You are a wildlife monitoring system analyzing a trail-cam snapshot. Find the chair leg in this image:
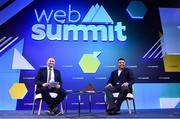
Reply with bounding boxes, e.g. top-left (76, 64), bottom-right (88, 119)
top-left (32, 99), bottom-right (36, 114)
top-left (104, 100), bottom-right (107, 112)
top-left (78, 94), bottom-right (81, 117)
top-left (65, 95), bottom-right (68, 112)
top-left (38, 99), bottom-right (43, 115)
top-left (104, 92), bottom-right (107, 112)
top-left (133, 99), bottom-right (136, 113)
top-left (126, 99), bottom-right (131, 114)
top-left (60, 102), bottom-right (64, 114)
